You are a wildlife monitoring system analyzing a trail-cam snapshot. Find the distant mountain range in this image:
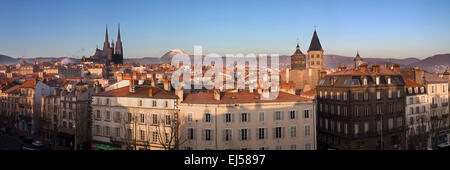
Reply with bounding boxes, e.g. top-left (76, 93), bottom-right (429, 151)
top-left (1, 52), bottom-right (449, 73)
